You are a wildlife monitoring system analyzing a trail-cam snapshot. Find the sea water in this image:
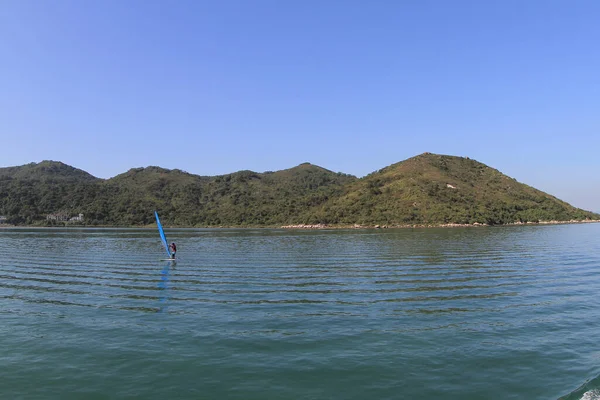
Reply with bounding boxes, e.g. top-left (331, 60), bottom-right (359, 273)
top-left (0, 224), bottom-right (599, 399)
